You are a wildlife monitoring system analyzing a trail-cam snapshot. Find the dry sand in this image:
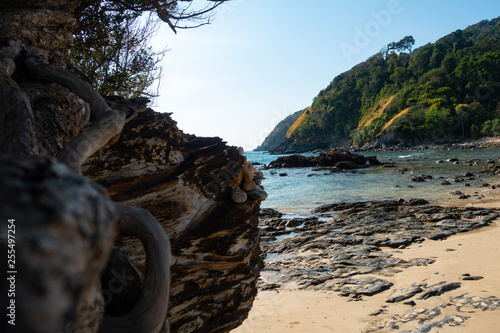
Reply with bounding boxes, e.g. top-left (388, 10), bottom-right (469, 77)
top-left (233, 190), bottom-right (500, 333)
